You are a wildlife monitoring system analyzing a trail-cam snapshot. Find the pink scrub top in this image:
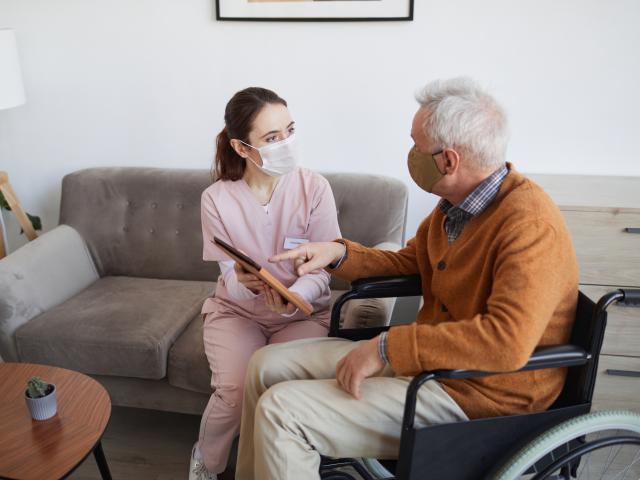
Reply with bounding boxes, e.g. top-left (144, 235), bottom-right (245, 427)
top-left (201, 167), bottom-right (341, 325)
